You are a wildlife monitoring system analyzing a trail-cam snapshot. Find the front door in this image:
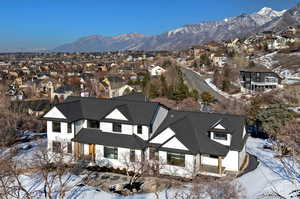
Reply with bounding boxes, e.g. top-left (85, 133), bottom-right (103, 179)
top-left (89, 144), bottom-right (96, 162)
